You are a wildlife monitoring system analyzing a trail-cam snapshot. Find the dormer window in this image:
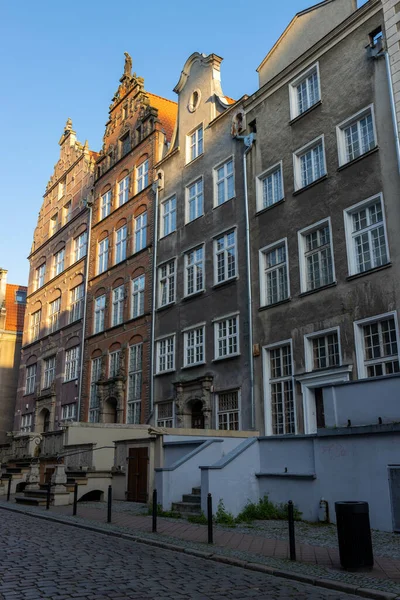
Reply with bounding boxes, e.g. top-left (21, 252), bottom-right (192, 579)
top-left (186, 125), bottom-right (203, 163)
